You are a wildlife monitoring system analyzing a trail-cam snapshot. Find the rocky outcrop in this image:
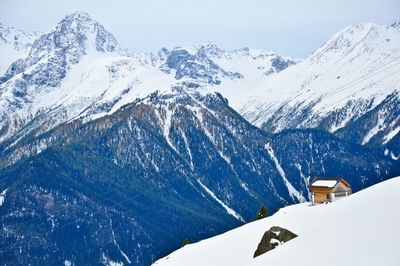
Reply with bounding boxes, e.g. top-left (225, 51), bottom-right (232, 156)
top-left (253, 226), bottom-right (297, 258)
